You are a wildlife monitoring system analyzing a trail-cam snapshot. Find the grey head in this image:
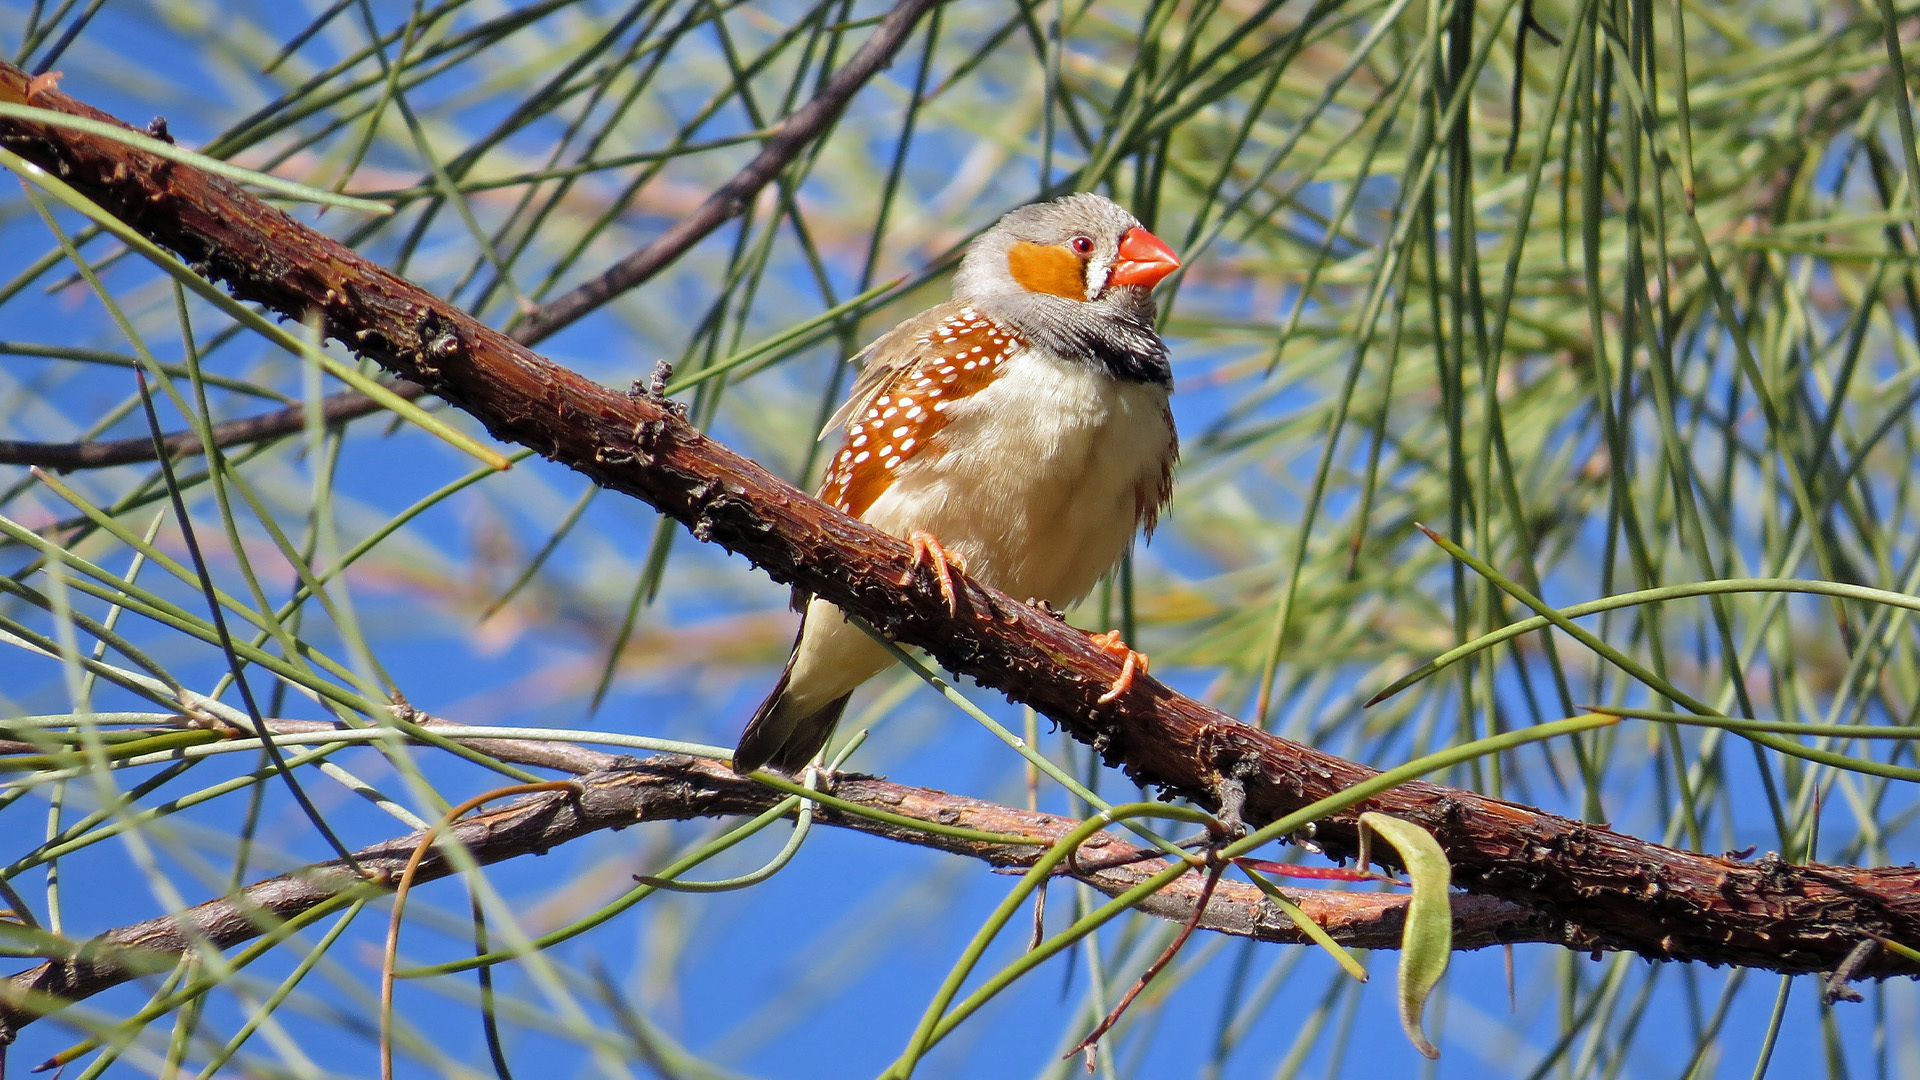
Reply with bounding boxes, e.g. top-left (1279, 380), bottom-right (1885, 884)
top-left (952, 193), bottom-right (1180, 385)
